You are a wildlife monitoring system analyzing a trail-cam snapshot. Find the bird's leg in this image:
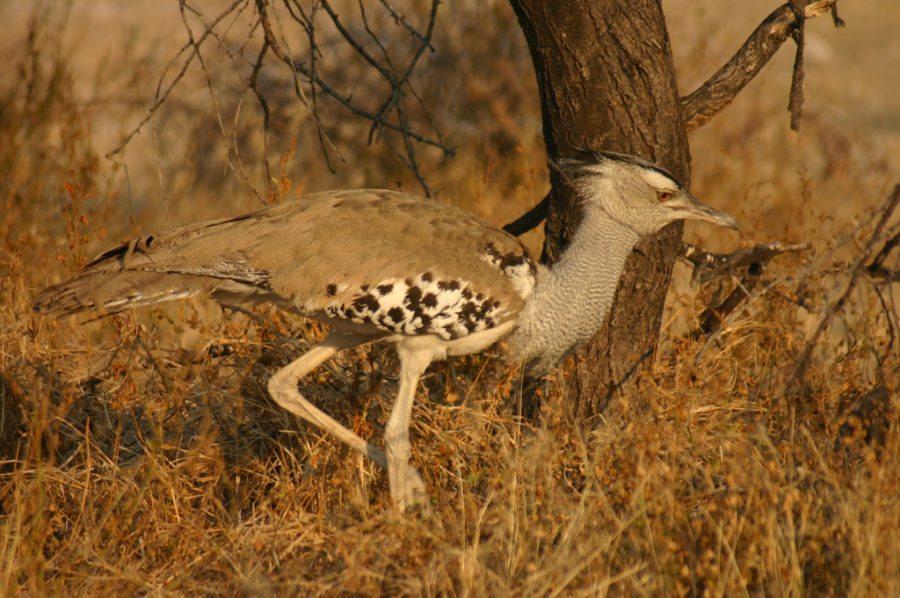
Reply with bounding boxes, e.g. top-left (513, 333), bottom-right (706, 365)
top-left (267, 332), bottom-right (387, 469)
top-left (384, 344), bottom-right (433, 512)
